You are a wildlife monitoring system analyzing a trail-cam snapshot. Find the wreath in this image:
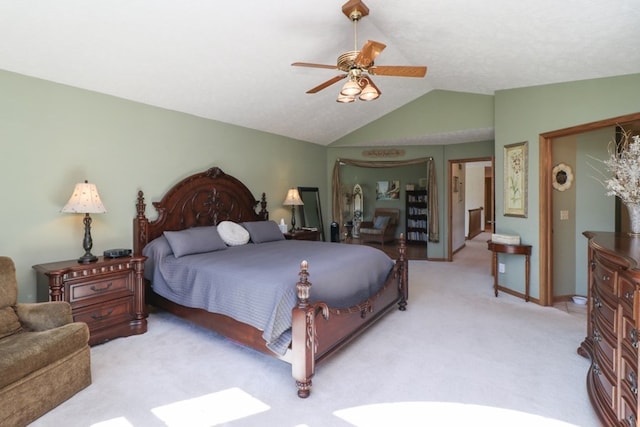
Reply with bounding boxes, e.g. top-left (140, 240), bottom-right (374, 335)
top-left (552, 163), bottom-right (574, 191)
